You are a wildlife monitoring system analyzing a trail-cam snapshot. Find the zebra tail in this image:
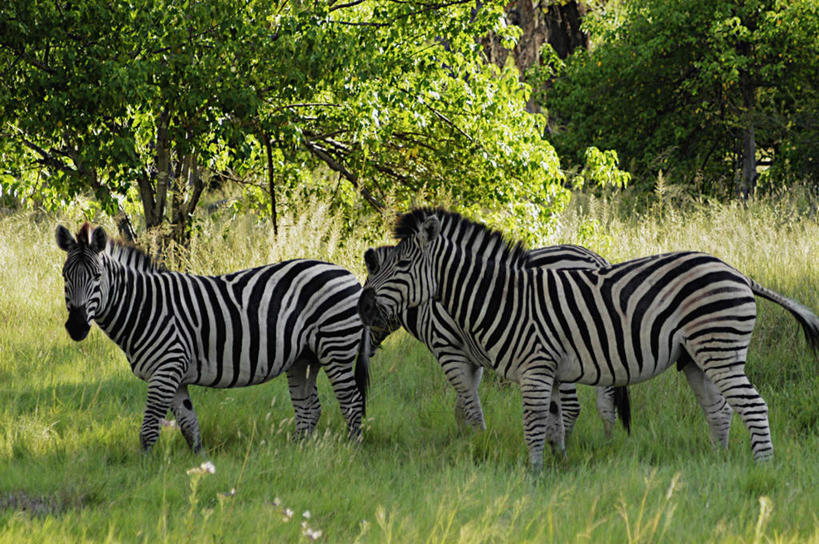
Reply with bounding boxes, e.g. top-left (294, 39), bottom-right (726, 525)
top-left (613, 386), bottom-right (631, 435)
top-left (749, 279), bottom-right (819, 354)
top-left (355, 327), bottom-right (371, 417)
